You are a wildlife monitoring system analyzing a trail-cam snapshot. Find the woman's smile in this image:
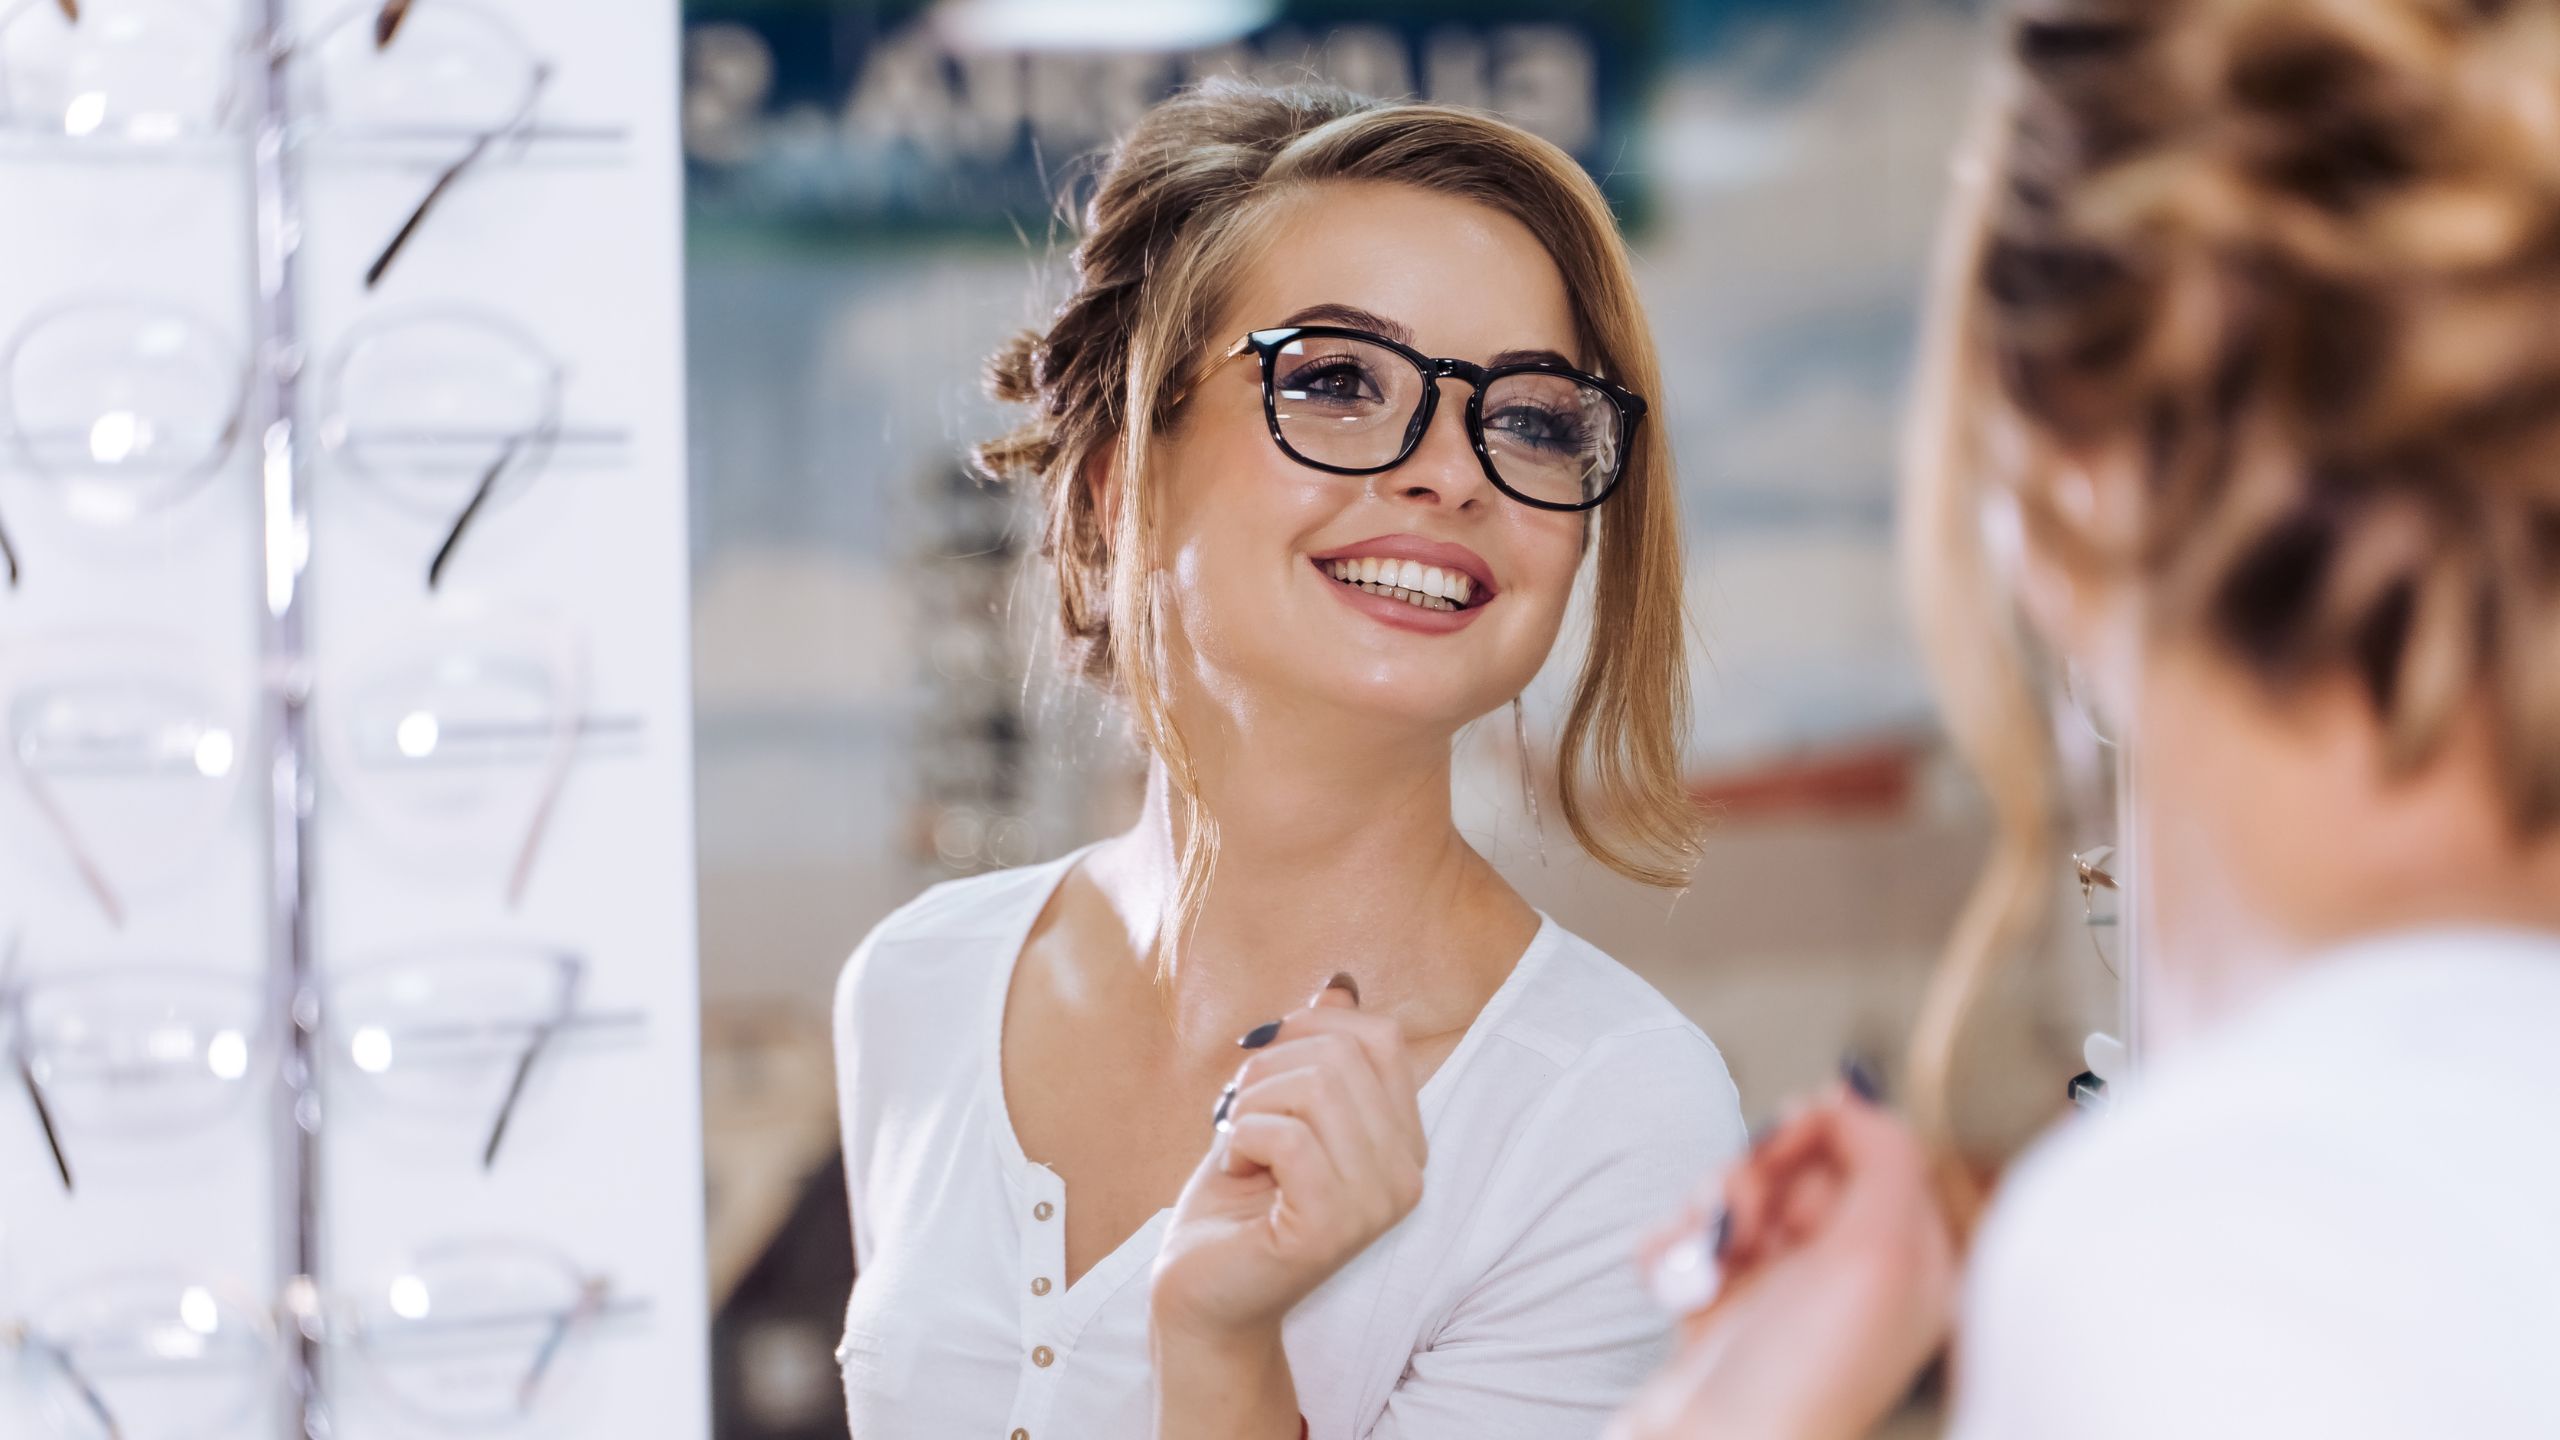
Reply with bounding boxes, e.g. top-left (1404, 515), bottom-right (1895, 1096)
top-left (1307, 534), bottom-right (1498, 634)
